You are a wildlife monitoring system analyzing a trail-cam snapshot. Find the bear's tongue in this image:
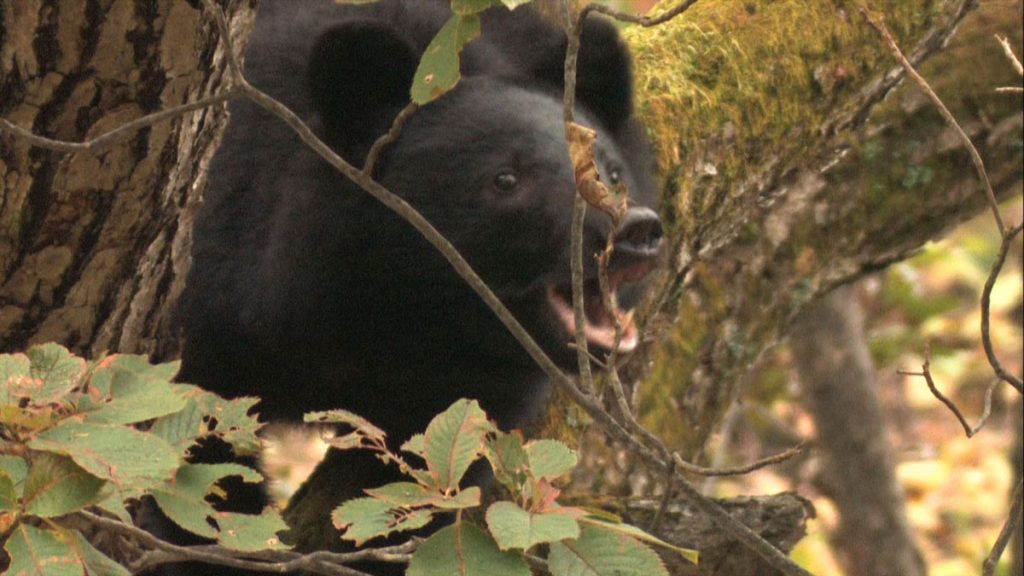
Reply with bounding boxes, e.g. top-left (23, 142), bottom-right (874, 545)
top-left (547, 281), bottom-right (639, 354)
